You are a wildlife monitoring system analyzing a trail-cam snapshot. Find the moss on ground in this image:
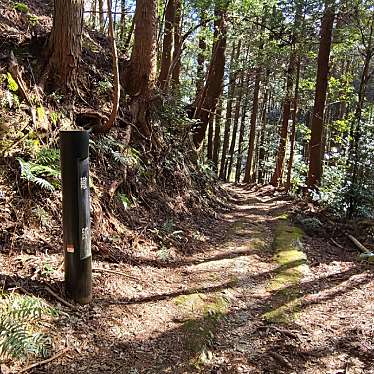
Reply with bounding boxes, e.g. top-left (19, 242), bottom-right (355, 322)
top-left (263, 219), bottom-right (308, 323)
top-left (174, 292), bottom-right (230, 368)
